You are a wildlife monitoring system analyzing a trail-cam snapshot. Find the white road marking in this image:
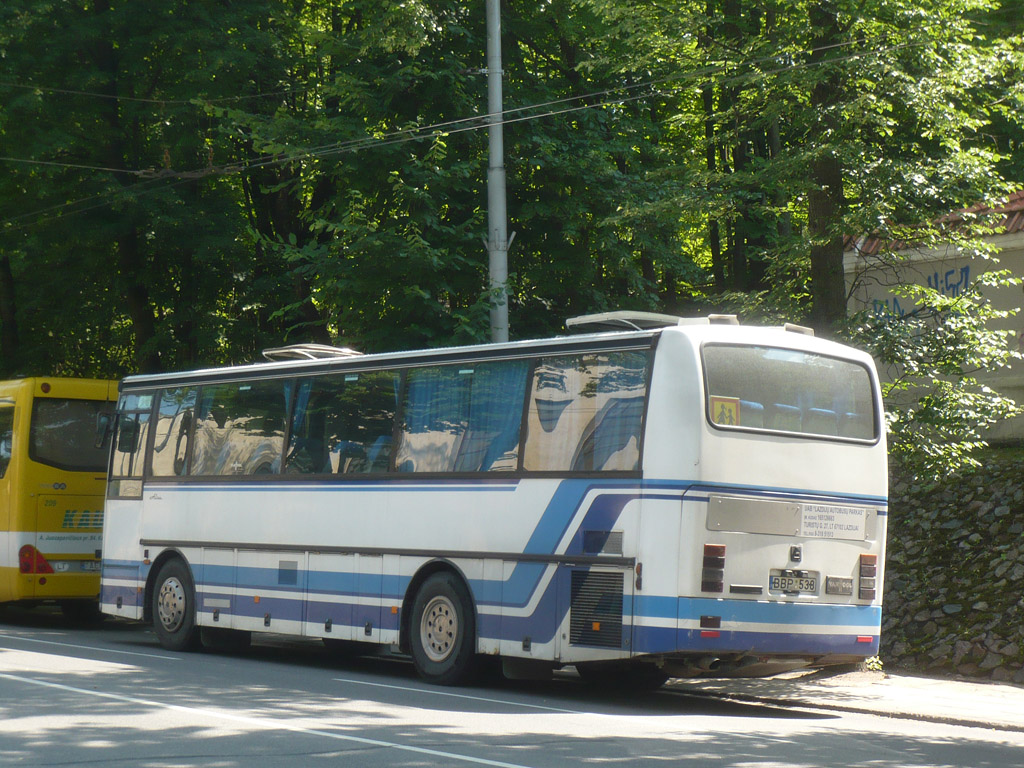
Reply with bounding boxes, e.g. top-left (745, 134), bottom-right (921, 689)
top-left (0, 670), bottom-right (536, 768)
top-left (0, 633), bottom-right (180, 661)
top-left (334, 677), bottom-right (583, 714)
